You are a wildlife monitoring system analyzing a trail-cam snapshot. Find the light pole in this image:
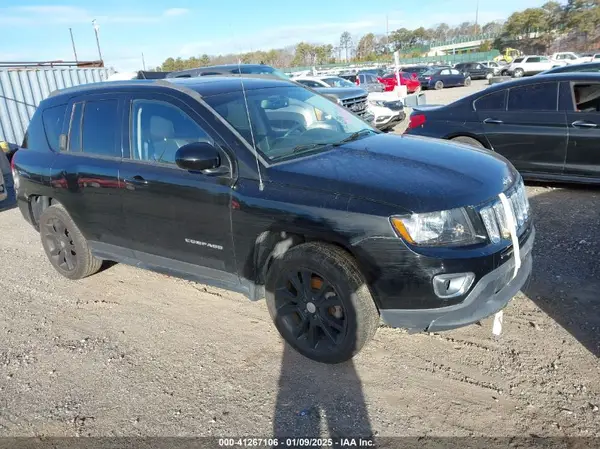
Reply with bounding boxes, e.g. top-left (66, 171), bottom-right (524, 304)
top-left (92, 19), bottom-right (103, 63)
top-left (69, 28), bottom-right (78, 62)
